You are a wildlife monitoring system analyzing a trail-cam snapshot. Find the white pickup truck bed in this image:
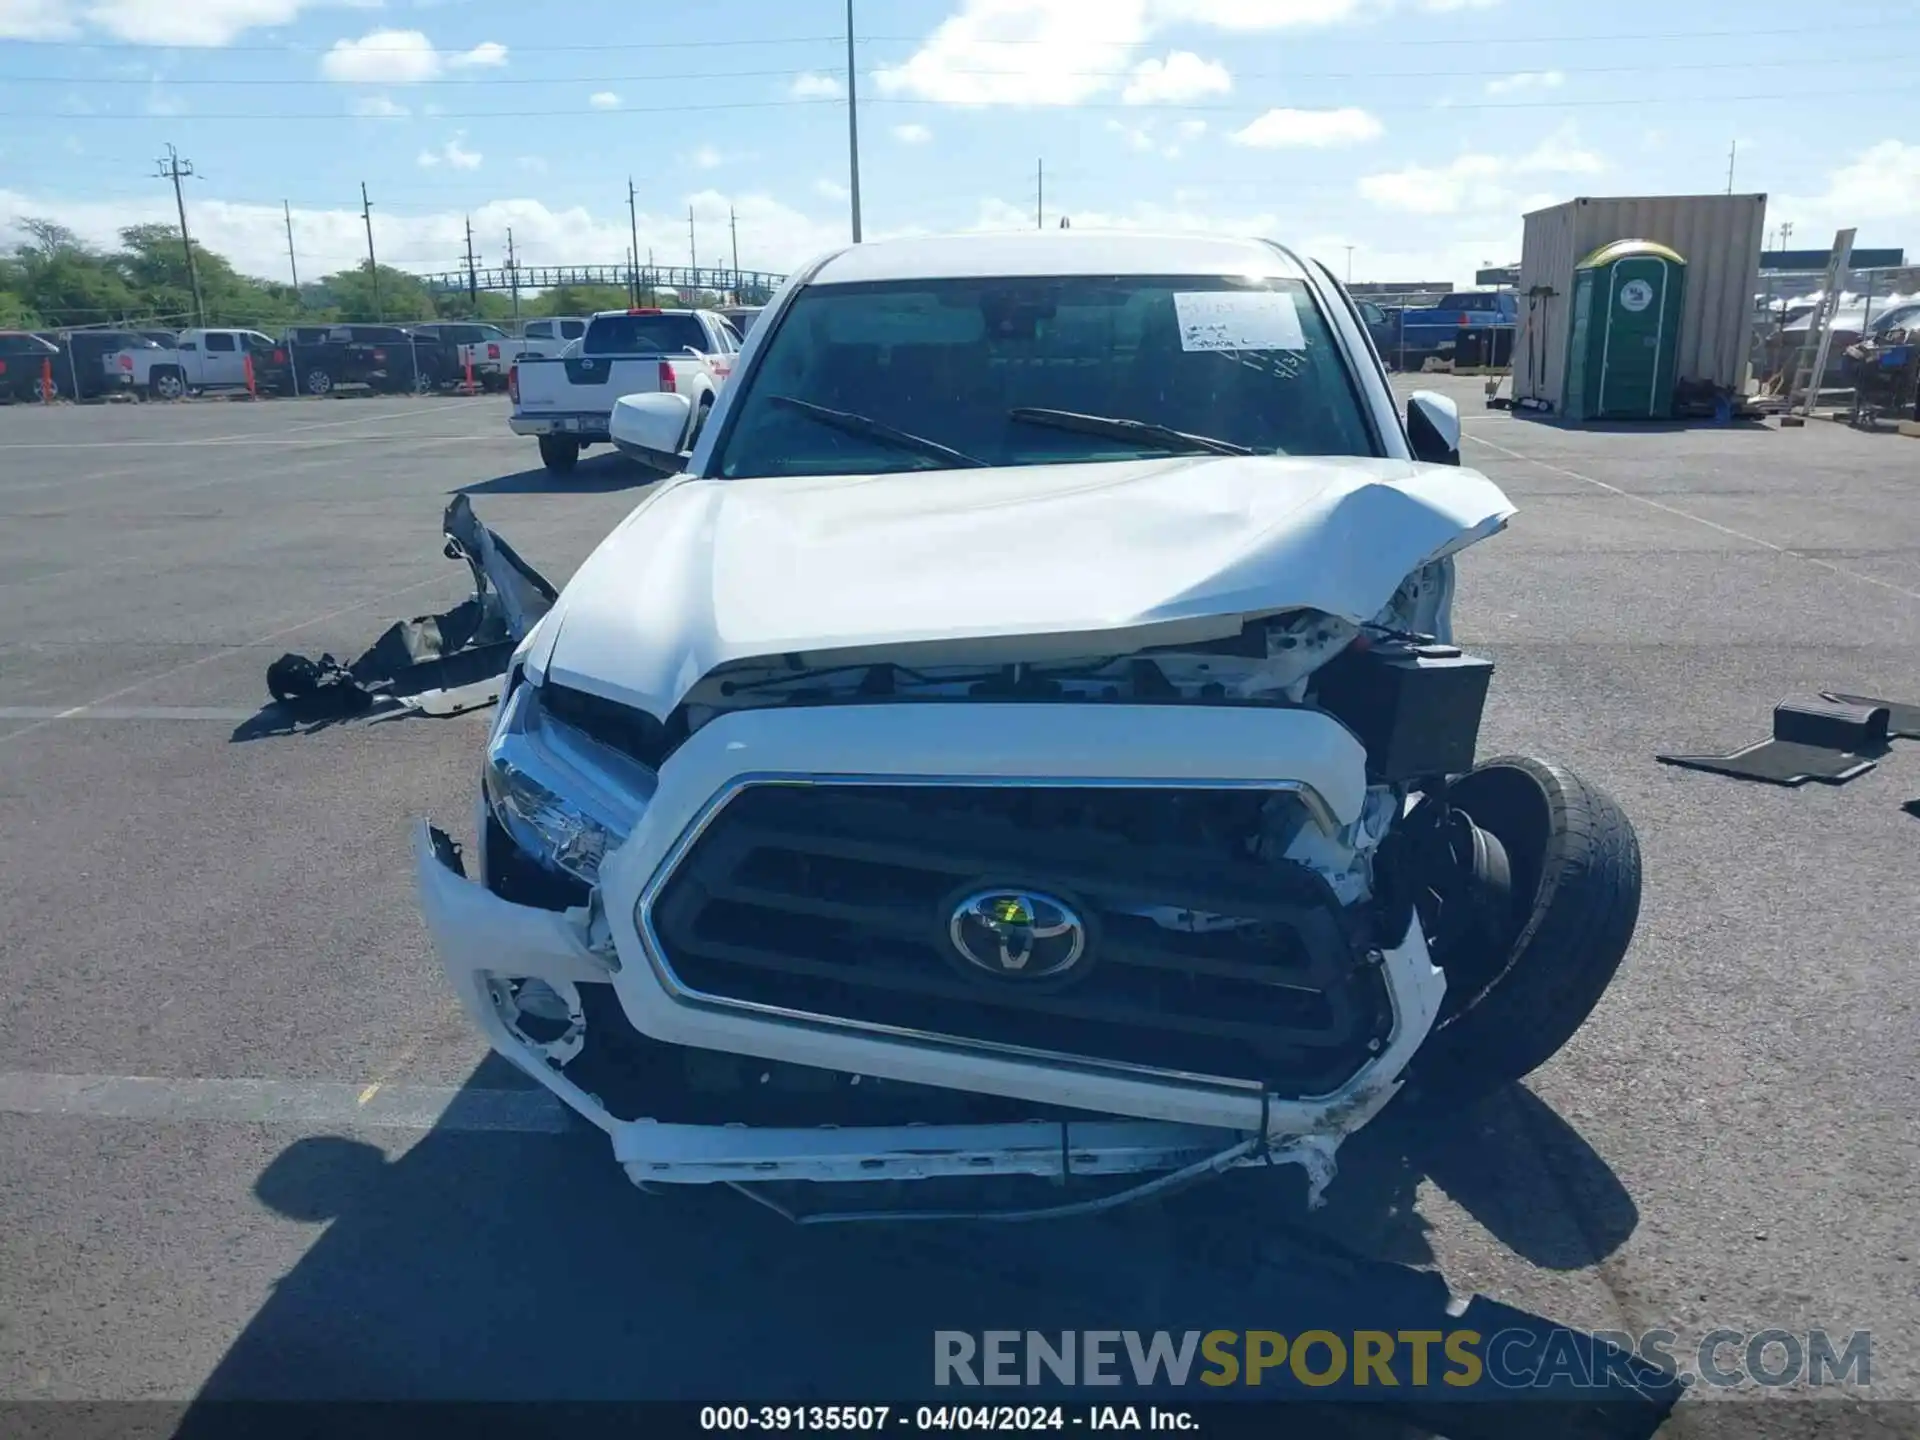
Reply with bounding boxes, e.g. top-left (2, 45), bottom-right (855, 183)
top-left (507, 308), bottom-right (743, 472)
